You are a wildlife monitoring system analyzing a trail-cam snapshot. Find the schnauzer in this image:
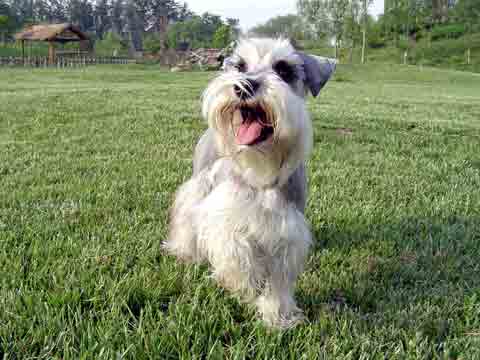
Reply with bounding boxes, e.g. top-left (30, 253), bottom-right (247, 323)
top-left (164, 38), bottom-right (336, 328)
